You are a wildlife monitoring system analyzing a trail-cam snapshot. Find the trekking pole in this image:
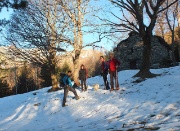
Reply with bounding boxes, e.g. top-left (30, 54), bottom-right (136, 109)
top-left (115, 66), bottom-right (119, 90)
top-left (116, 68), bottom-right (117, 86)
